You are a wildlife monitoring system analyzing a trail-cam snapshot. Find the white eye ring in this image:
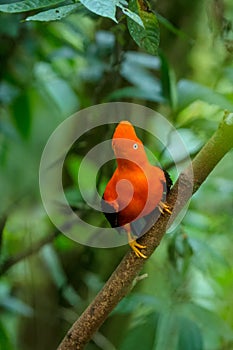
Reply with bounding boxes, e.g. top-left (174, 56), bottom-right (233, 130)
top-left (133, 143), bottom-right (138, 150)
